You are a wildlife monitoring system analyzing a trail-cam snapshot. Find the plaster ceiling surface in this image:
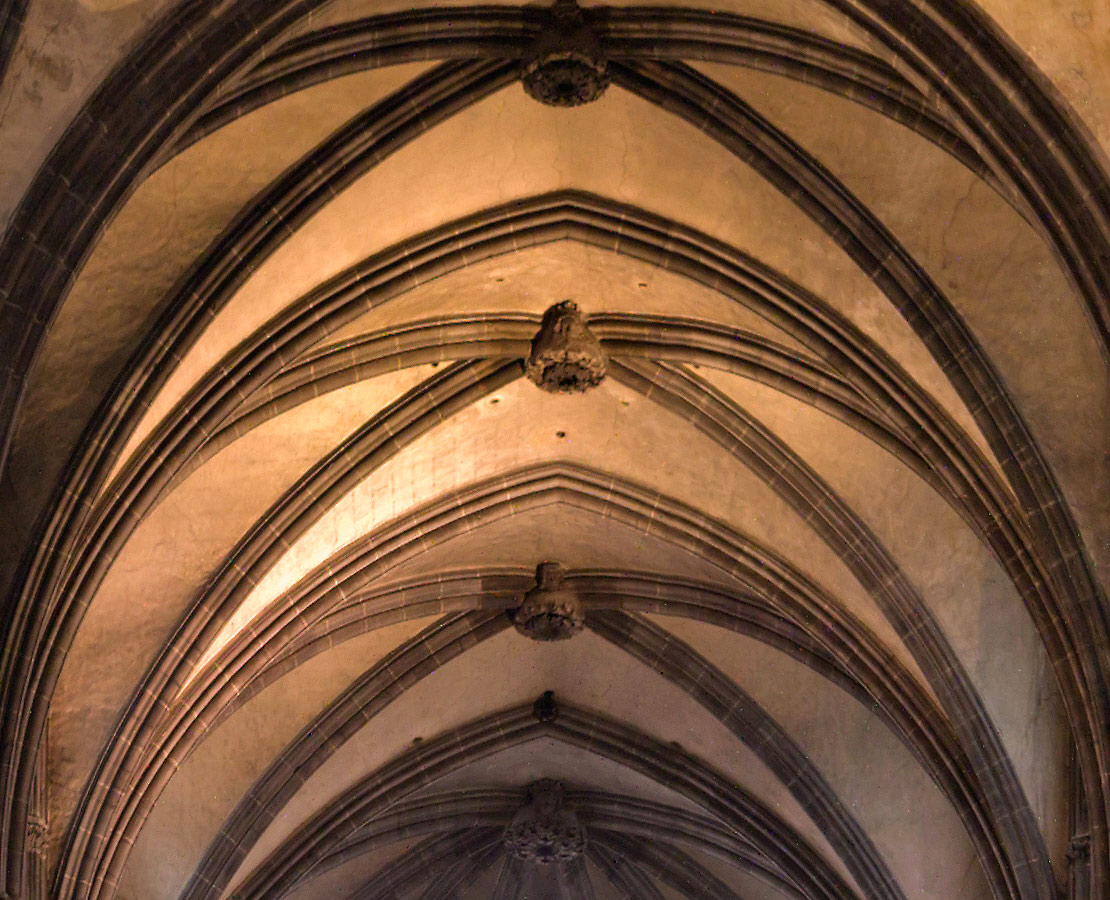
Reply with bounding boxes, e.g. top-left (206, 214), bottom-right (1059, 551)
top-left (0, 4), bottom-right (1108, 900)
